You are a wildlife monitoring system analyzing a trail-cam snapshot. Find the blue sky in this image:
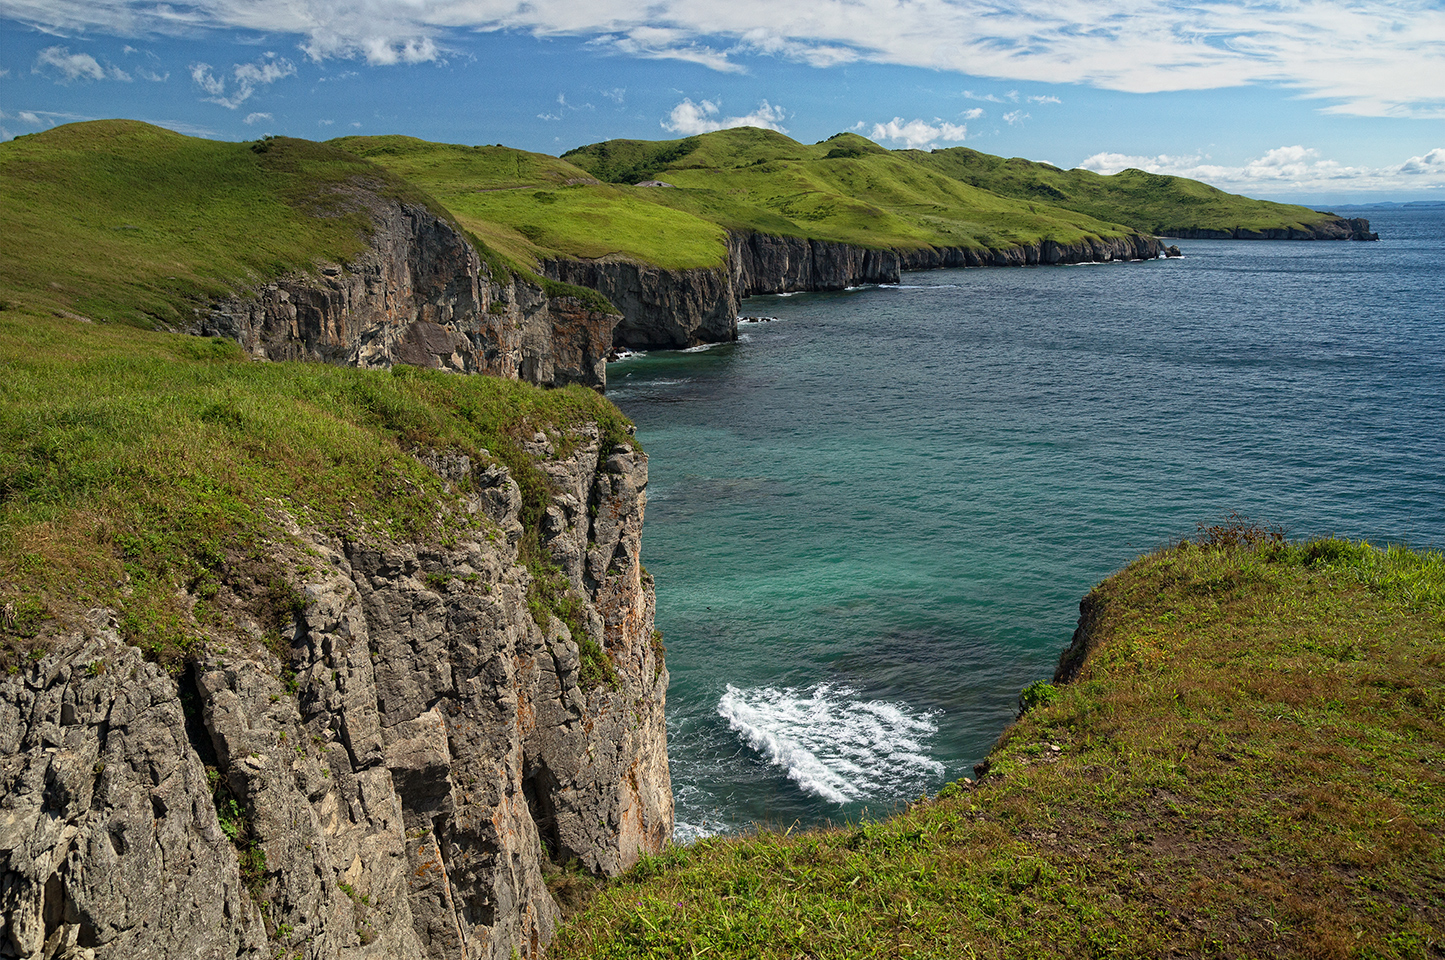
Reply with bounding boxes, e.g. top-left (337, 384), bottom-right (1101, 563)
top-left (3, 0), bottom-right (1444, 203)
